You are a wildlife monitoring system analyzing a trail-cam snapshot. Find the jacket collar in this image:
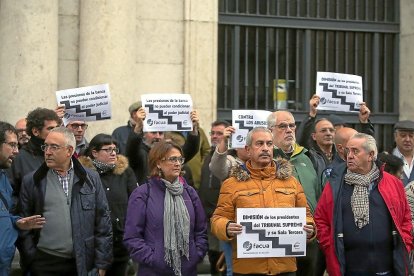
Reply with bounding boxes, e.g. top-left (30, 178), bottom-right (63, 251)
top-left (33, 156), bottom-right (88, 186)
